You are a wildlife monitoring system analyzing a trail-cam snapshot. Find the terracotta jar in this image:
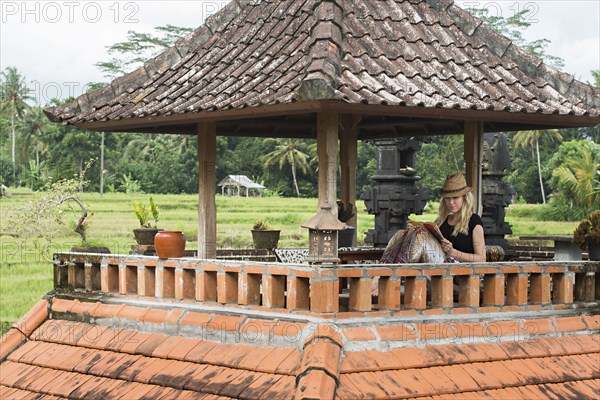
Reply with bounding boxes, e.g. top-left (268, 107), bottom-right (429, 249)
top-left (154, 230), bottom-right (186, 259)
